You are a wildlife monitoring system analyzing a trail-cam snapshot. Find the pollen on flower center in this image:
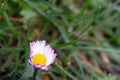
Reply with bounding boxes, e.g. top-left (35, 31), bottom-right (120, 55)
top-left (32, 54), bottom-right (46, 66)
